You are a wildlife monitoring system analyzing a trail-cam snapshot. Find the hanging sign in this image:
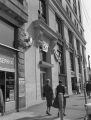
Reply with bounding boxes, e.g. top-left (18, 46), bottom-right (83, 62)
top-left (54, 49), bottom-right (61, 64)
top-left (0, 54), bottom-right (14, 69)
